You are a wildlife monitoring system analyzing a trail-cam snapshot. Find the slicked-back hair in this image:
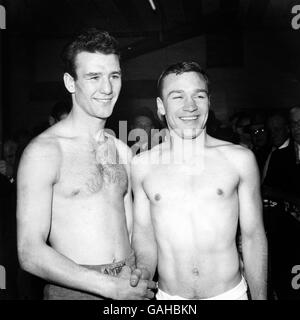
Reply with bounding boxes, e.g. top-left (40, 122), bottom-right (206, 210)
top-left (61, 28), bottom-right (120, 80)
top-left (157, 61), bottom-right (210, 98)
